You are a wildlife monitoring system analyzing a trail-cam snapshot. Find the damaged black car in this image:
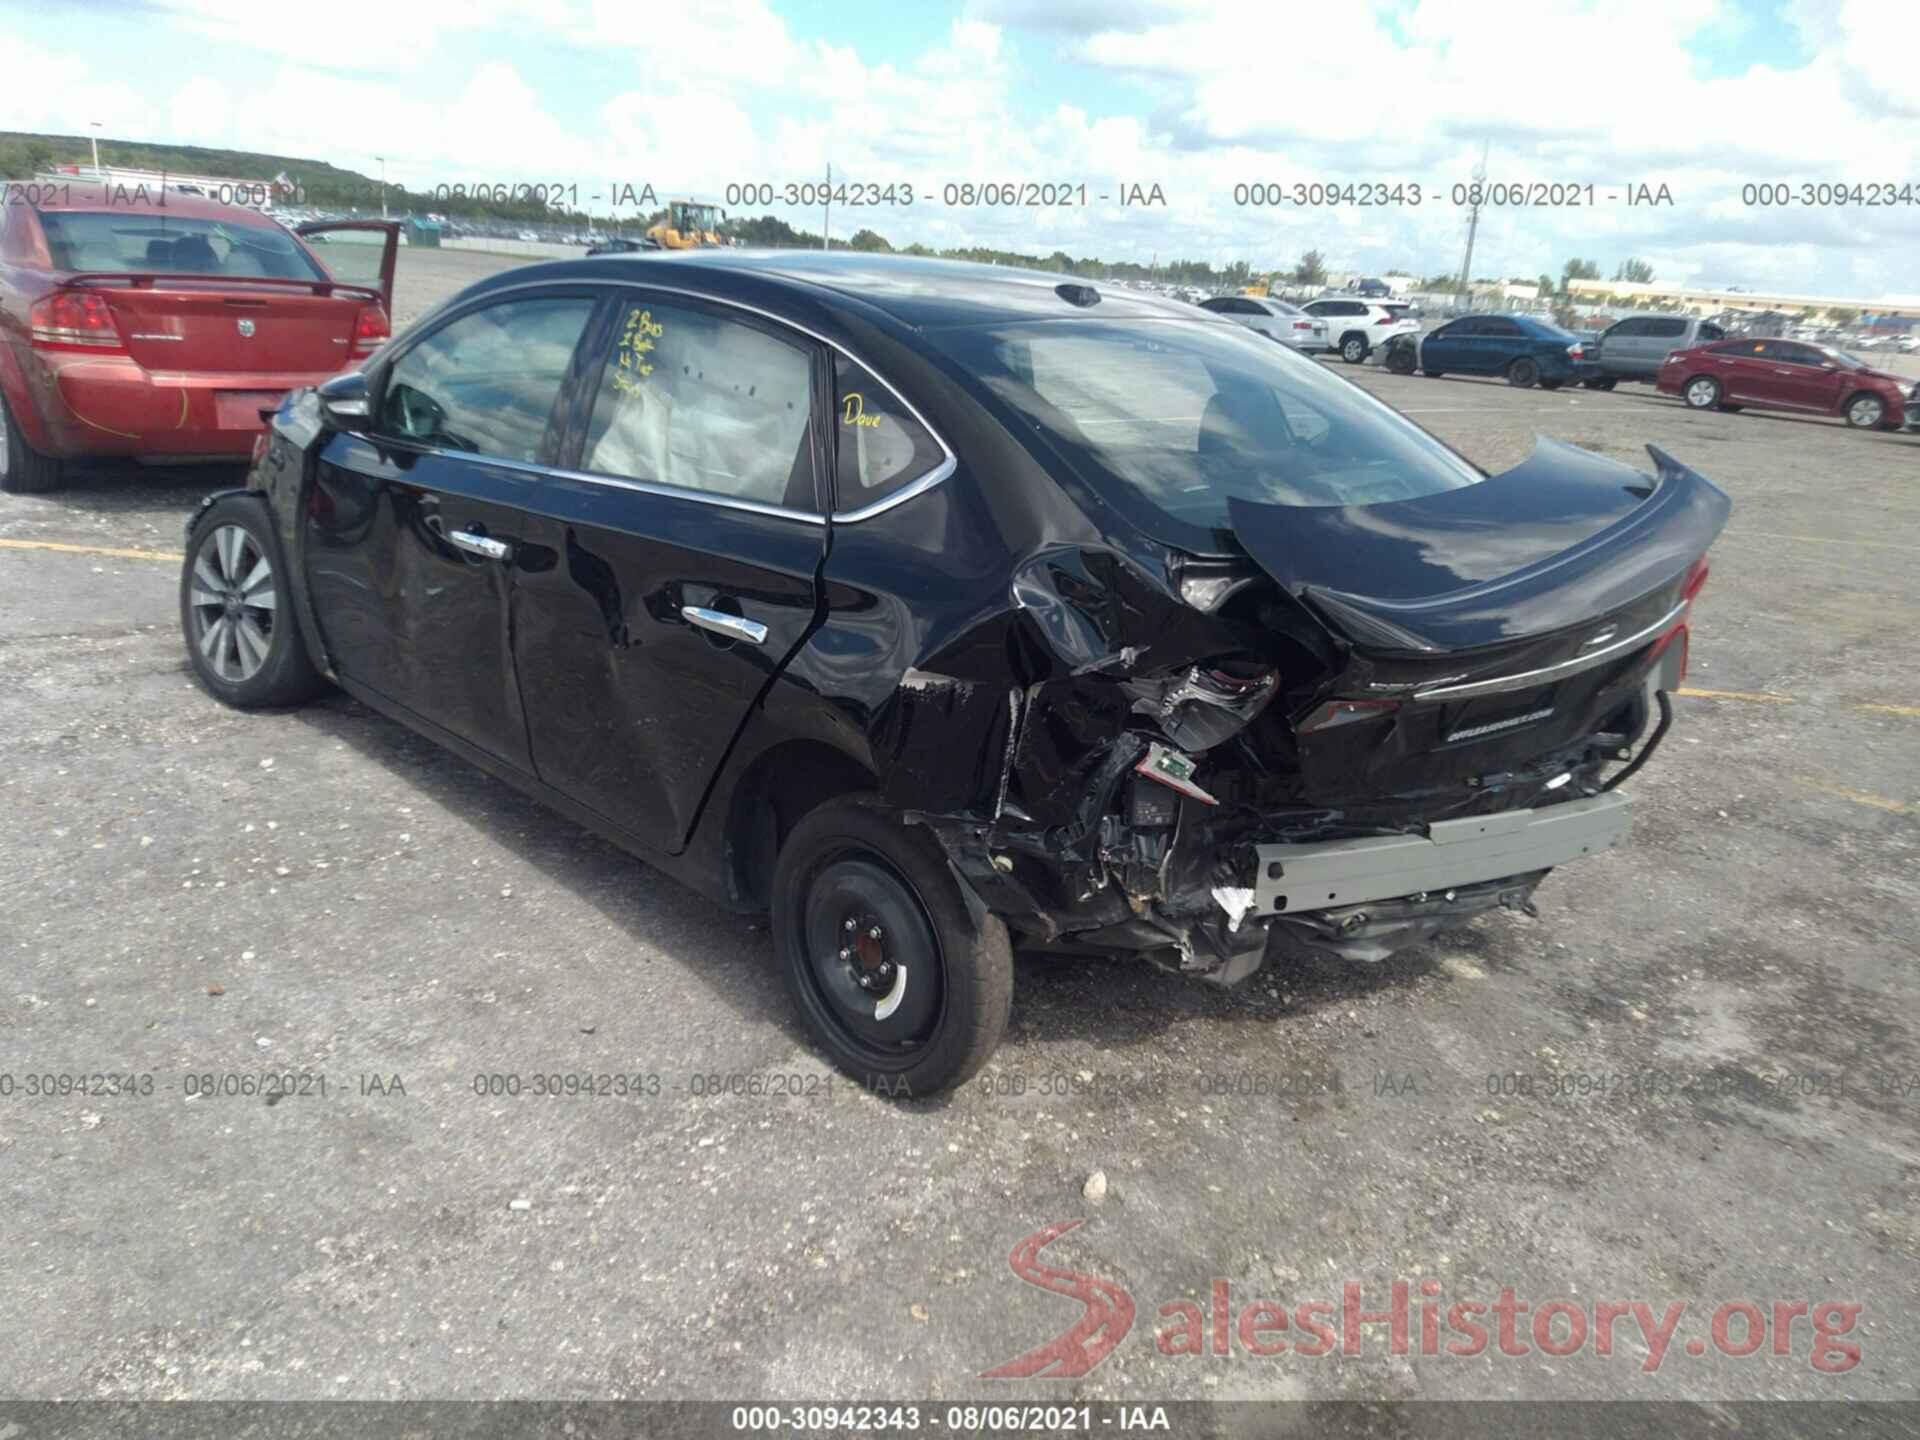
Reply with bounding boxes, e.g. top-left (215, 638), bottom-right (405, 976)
top-left (178, 251), bottom-right (1730, 1093)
